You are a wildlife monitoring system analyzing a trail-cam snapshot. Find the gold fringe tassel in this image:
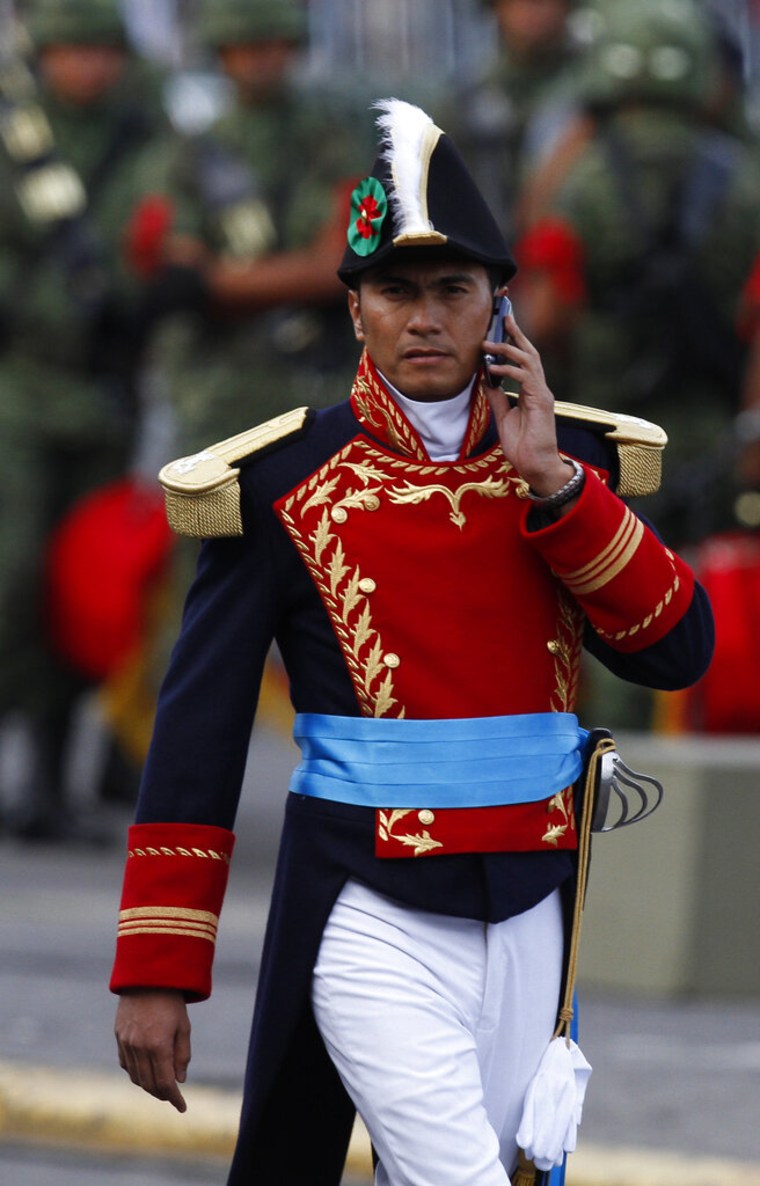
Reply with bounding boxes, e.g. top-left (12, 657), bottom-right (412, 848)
top-left (512, 1149), bottom-right (538, 1186)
